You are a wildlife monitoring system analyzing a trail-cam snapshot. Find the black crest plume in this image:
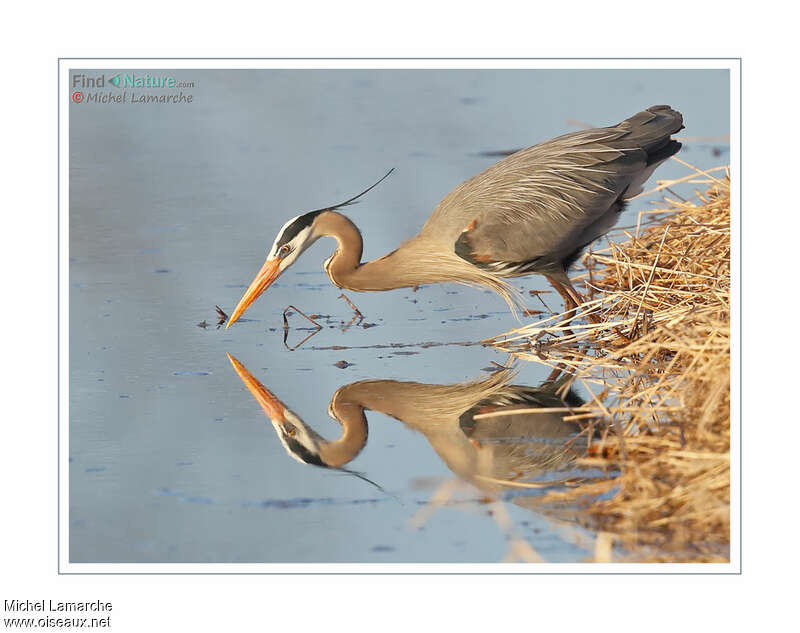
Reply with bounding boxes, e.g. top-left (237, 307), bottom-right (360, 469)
top-left (276, 169), bottom-right (395, 249)
top-left (310, 168), bottom-right (395, 214)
